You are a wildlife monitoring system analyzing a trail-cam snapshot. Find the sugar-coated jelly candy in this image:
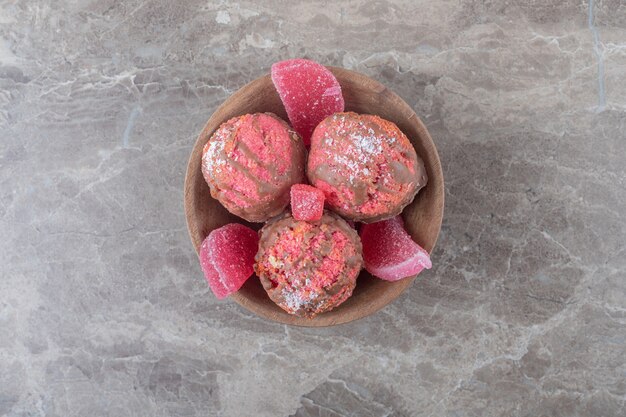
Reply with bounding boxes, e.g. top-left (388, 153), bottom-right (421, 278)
top-left (271, 58), bottom-right (345, 146)
top-left (290, 184), bottom-right (325, 221)
top-left (199, 223), bottom-right (259, 299)
top-left (360, 216), bottom-right (431, 281)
